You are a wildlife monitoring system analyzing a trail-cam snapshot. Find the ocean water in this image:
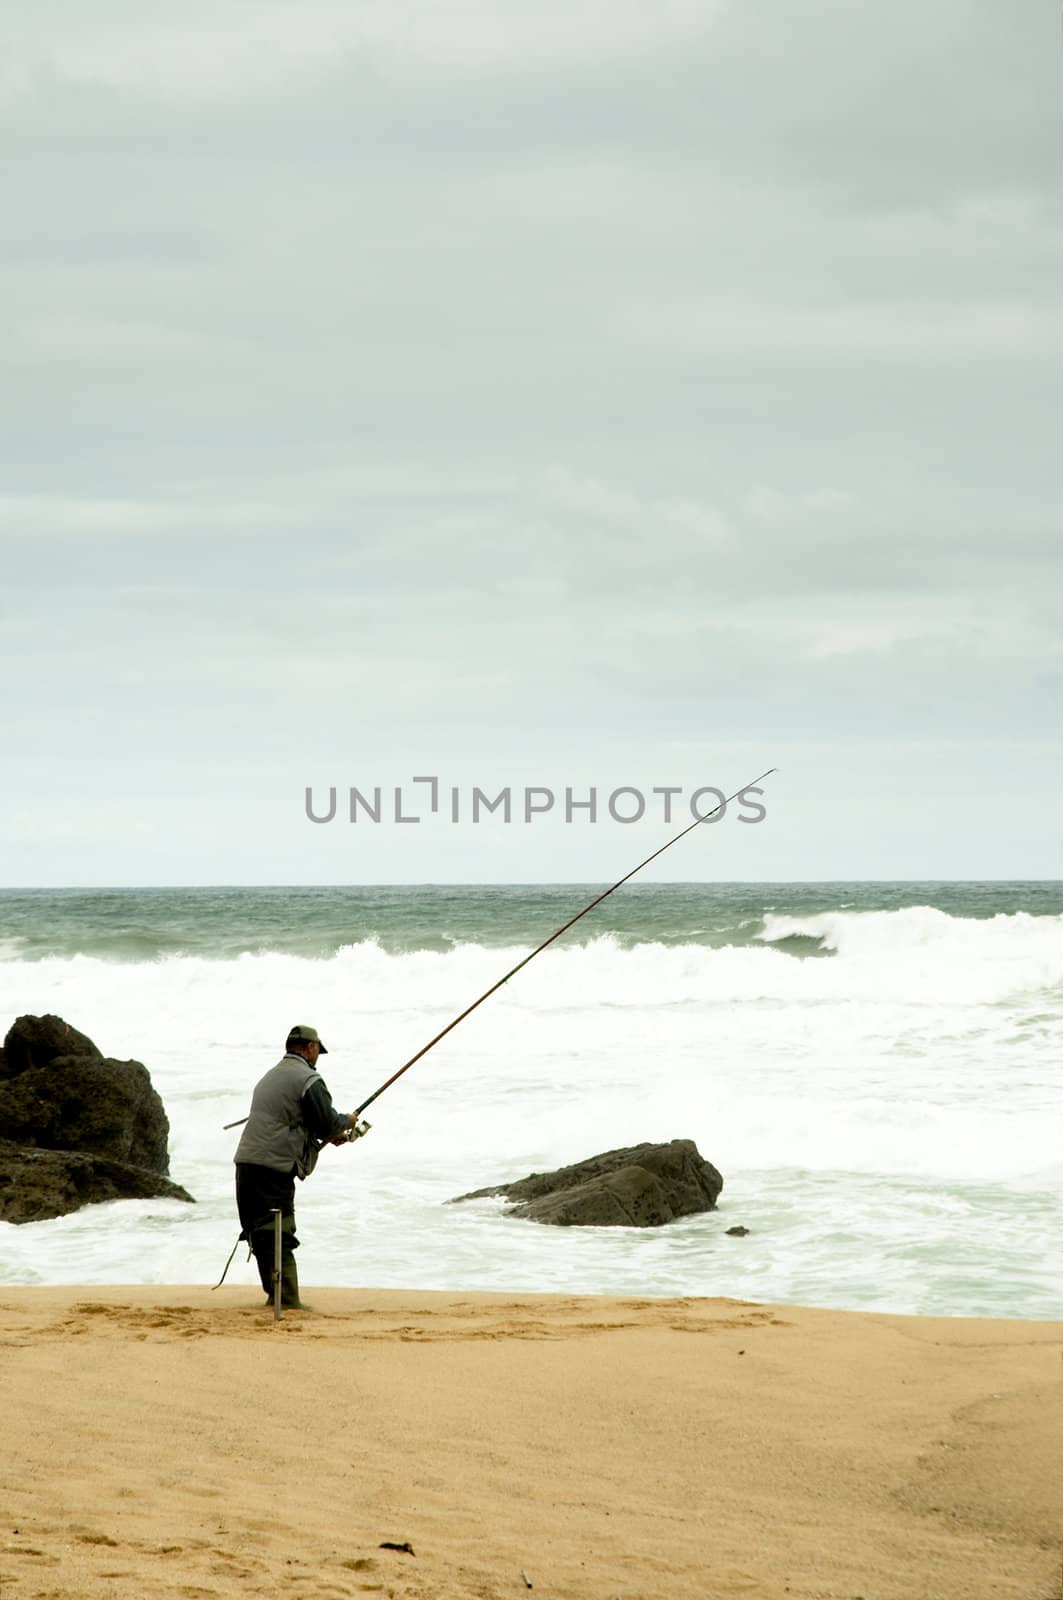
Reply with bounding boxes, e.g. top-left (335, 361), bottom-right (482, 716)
top-left (1, 882), bottom-right (1061, 1319)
